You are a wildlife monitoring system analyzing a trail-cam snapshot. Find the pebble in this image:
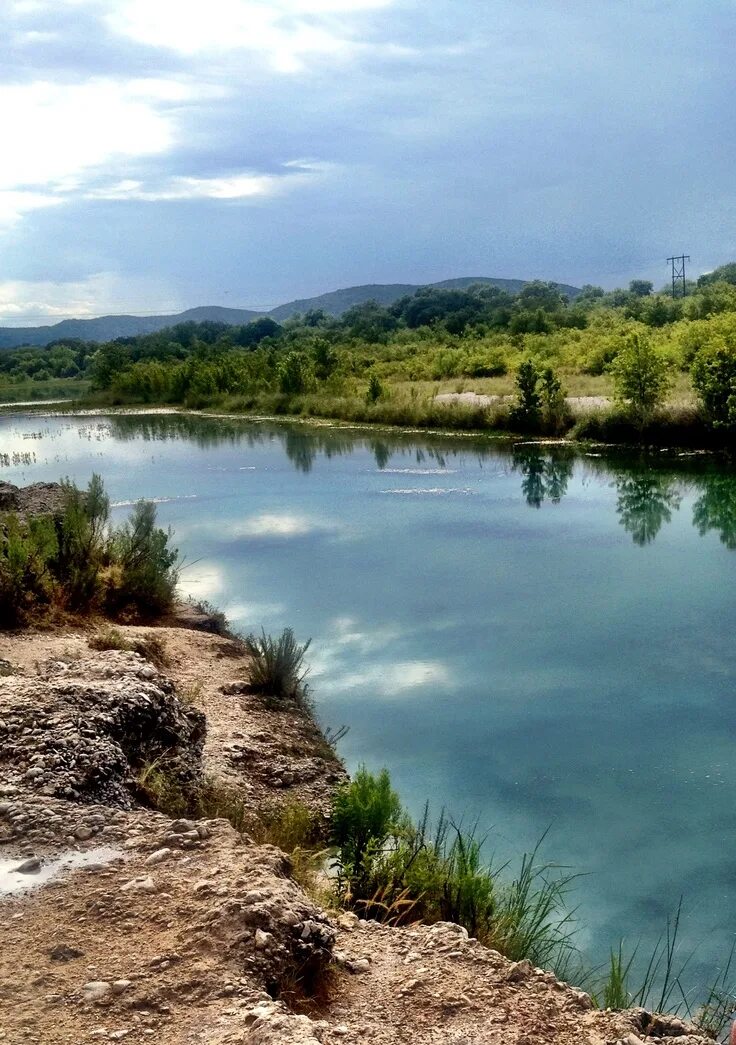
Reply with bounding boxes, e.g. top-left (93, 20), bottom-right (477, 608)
top-left (144, 848), bottom-right (172, 866)
top-left (346, 958), bottom-right (370, 974)
top-left (82, 981), bottom-right (112, 1003)
top-left (254, 928), bottom-right (275, 950)
top-left (120, 876), bottom-right (157, 894)
top-left (75, 826), bottom-right (94, 841)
